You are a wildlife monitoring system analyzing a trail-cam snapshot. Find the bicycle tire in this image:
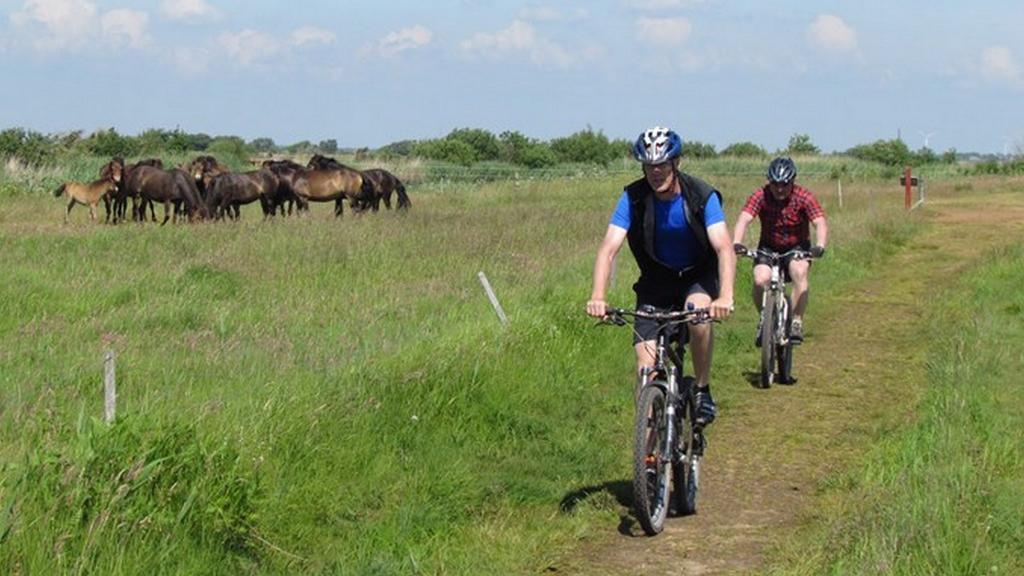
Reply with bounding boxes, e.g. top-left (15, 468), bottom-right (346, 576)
top-left (633, 383), bottom-right (671, 535)
top-left (672, 377), bottom-right (699, 516)
top-left (760, 295), bottom-right (776, 388)
top-left (777, 296), bottom-right (794, 384)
